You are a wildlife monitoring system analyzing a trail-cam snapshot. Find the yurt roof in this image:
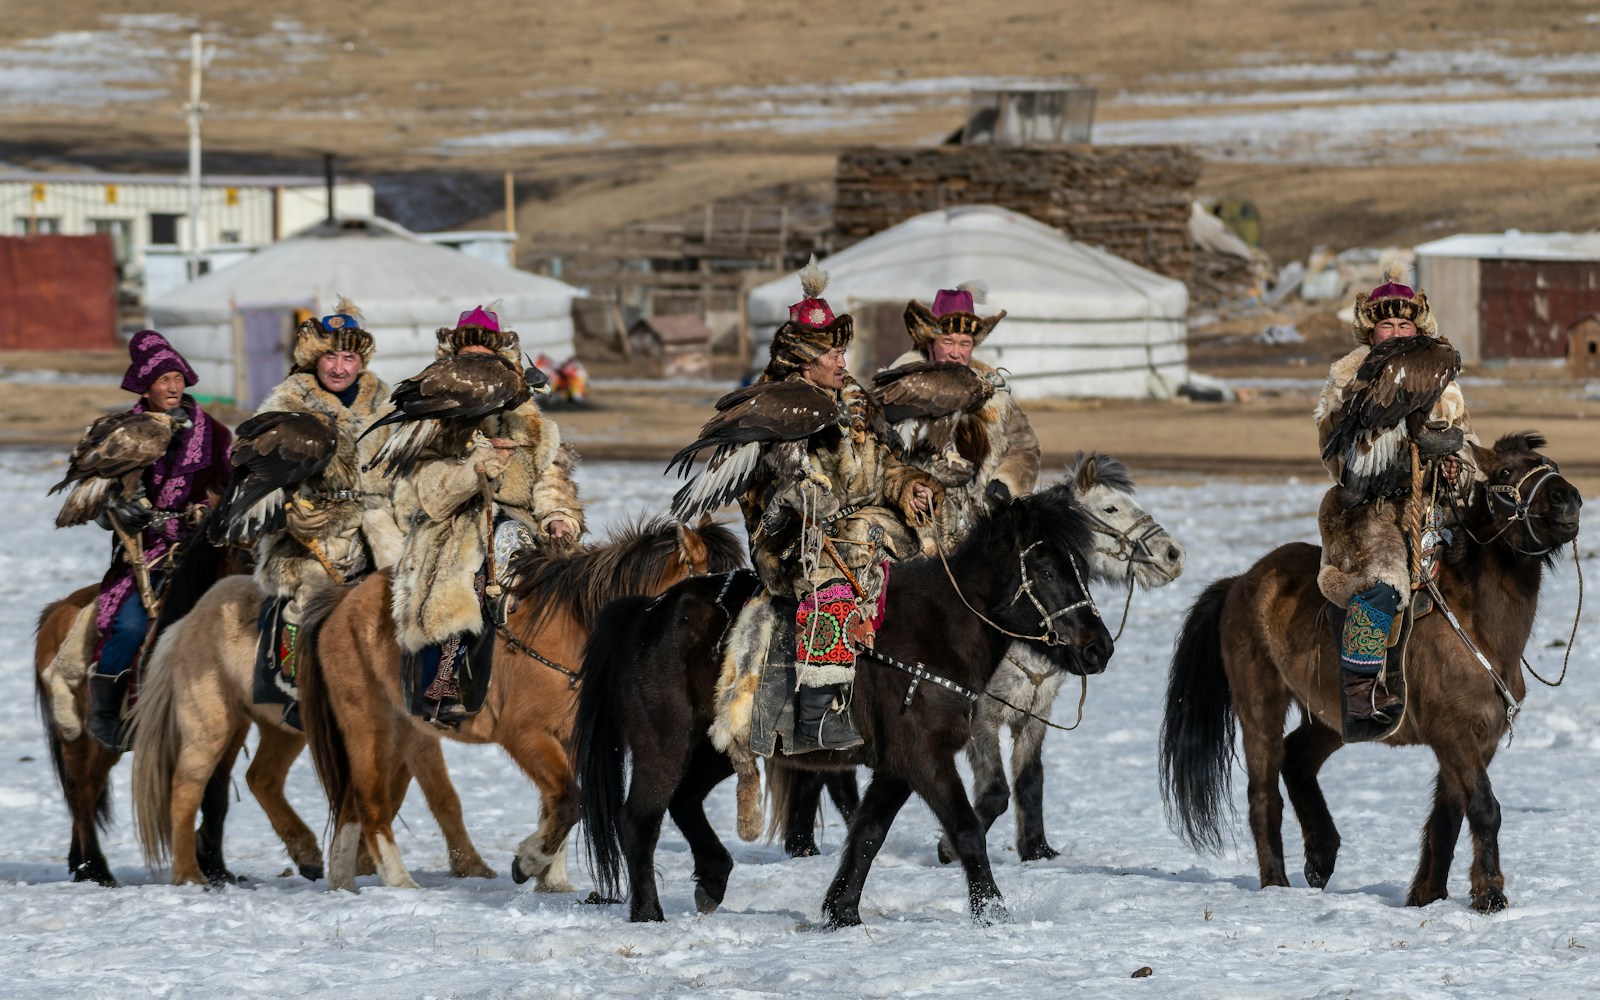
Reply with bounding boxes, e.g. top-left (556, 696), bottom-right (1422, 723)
top-left (749, 206), bottom-right (1187, 323)
top-left (150, 217), bottom-right (577, 326)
